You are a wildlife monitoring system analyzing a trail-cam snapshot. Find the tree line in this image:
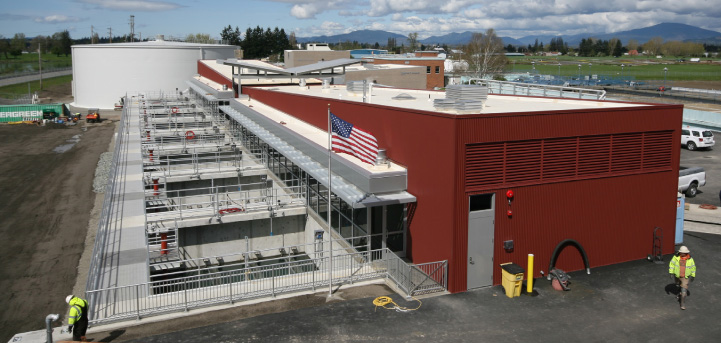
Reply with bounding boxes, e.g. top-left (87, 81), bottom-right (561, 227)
top-left (0, 31), bottom-right (72, 58)
top-left (220, 25), bottom-right (292, 61)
